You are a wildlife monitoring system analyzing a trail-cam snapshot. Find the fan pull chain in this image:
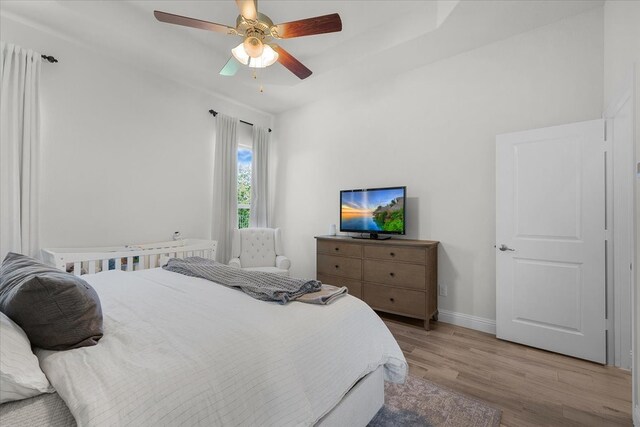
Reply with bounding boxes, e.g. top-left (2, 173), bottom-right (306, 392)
top-left (251, 69), bottom-right (264, 94)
